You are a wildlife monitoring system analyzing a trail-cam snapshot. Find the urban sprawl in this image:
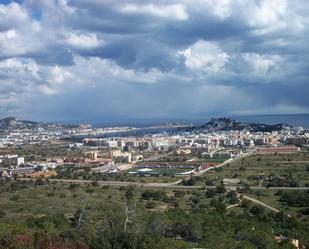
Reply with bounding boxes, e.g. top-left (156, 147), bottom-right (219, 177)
top-left (1, 120), bottom-right (308, 180)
